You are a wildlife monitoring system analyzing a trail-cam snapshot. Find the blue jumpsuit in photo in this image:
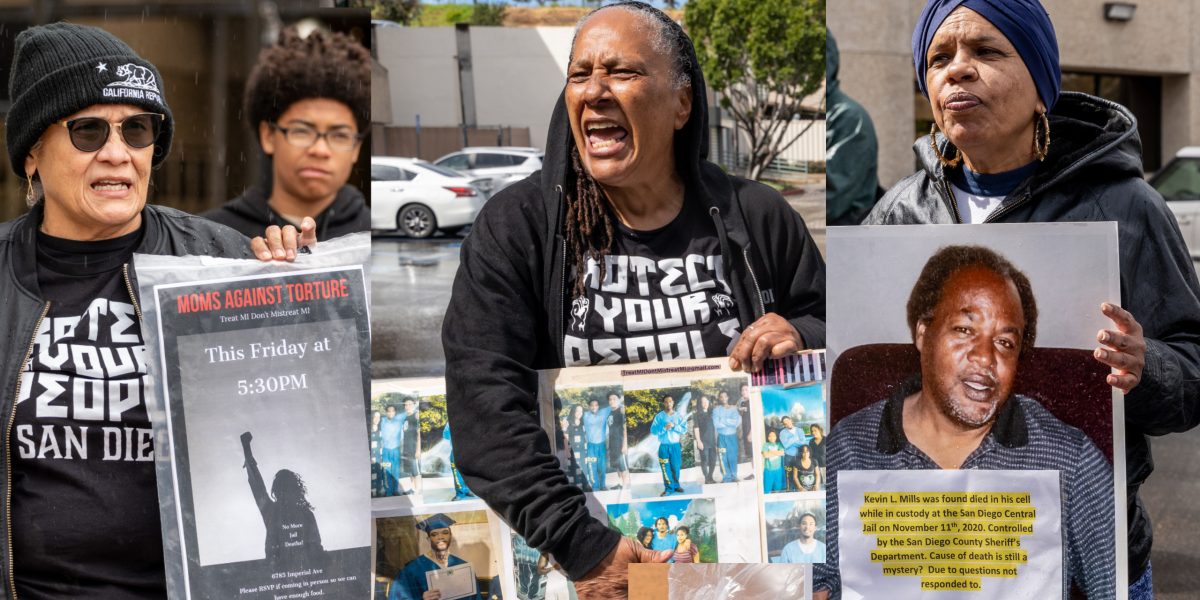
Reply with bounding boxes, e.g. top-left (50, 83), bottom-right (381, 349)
top-left (380, 414), bottom-right (404, 496)
top-left (651, 410), bottom-right (687, 493)
top-left (581, 407), bottom-right (612, 491)
top-left (712, 405), bottom-right (742, 482)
